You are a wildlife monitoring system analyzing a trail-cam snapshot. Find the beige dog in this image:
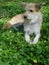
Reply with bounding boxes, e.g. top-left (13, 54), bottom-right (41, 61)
top-left (3, 2), bottom-right (46, 44)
